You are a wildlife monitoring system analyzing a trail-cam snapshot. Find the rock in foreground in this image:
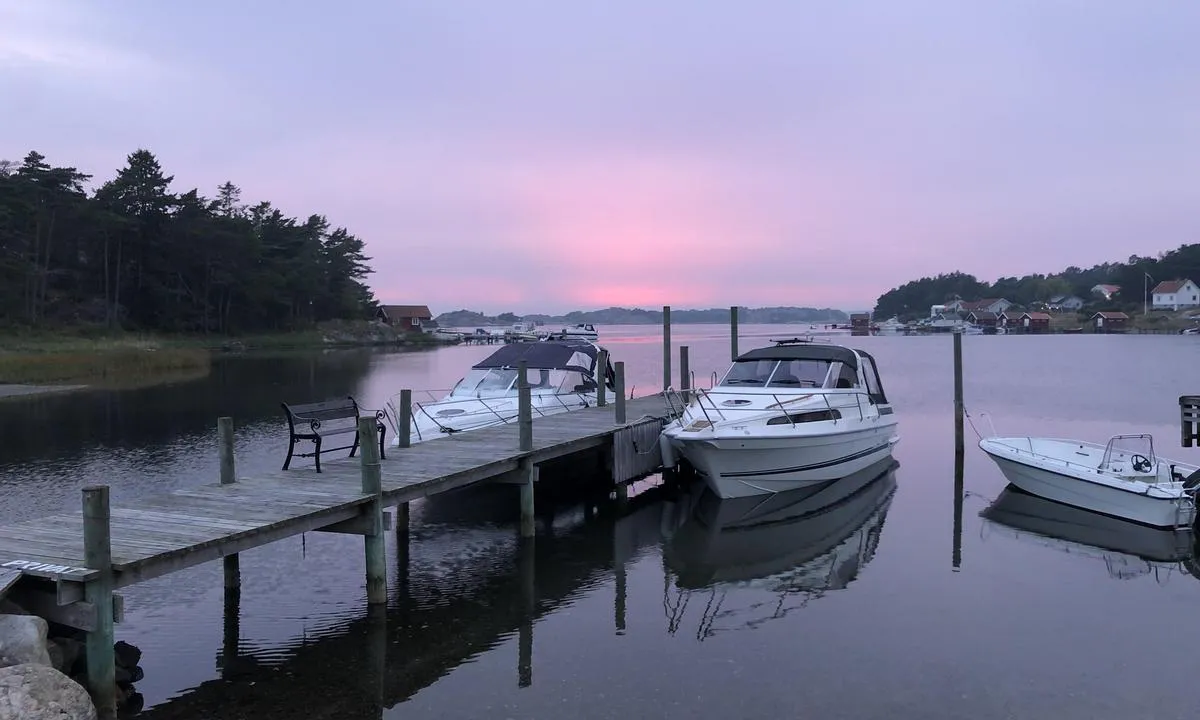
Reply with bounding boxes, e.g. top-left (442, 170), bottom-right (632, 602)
top-left (0, 663), bottom-right (96, 720)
